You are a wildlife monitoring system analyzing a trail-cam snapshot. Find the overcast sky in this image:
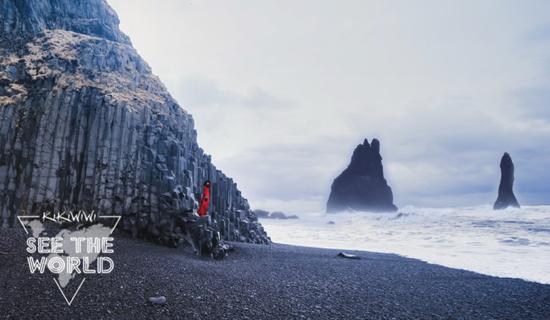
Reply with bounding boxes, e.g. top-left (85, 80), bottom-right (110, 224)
top-left (108, 0), bottom-right (550, 212)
